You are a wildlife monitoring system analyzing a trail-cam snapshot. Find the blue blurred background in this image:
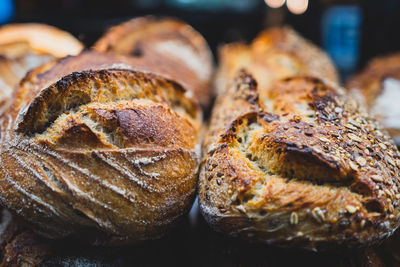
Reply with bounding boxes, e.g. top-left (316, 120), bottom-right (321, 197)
top-left (1, 0), bottom-right (399, 80)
